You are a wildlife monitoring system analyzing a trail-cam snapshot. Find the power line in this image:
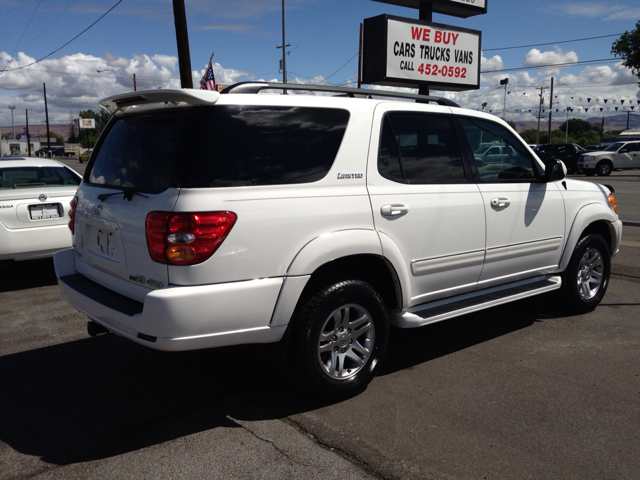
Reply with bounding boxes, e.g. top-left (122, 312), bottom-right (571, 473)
top-left (2, 0), bottom-right (43, 69)
top-left (20, 0), bottom-right (78, 51)
top-left (484, 33), bottom-right (623, 52)
top-left (0, 0), bottom-right (123, 75)
top-left (481, 57), bottom-right (619, 74)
